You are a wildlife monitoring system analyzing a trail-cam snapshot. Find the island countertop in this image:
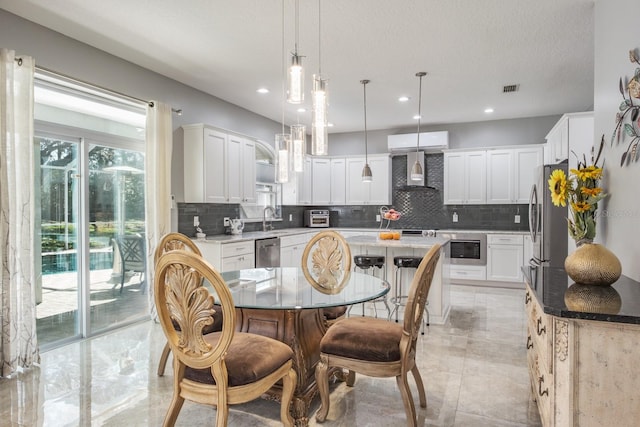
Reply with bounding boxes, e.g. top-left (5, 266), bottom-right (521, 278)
top-left (346, 235), bottom-right (449, 249)
top-left (523, 265), bottom-right (640, 325)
